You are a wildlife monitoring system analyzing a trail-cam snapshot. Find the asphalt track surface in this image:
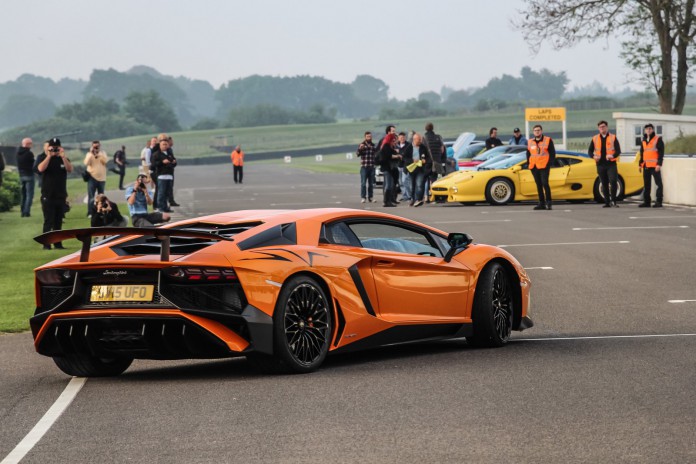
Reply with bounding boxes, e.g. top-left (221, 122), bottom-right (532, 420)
top-left (2, 162), bottom-right (695, 463)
